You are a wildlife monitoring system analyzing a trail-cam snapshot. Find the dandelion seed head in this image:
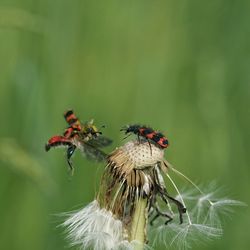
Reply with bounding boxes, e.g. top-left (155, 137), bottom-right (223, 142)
top-left (102, 140), bottom-right (166, 220)
top-left (120, 140), bottom-right (164, 168)
top-left (49, 118), bottom-right (245, 250)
